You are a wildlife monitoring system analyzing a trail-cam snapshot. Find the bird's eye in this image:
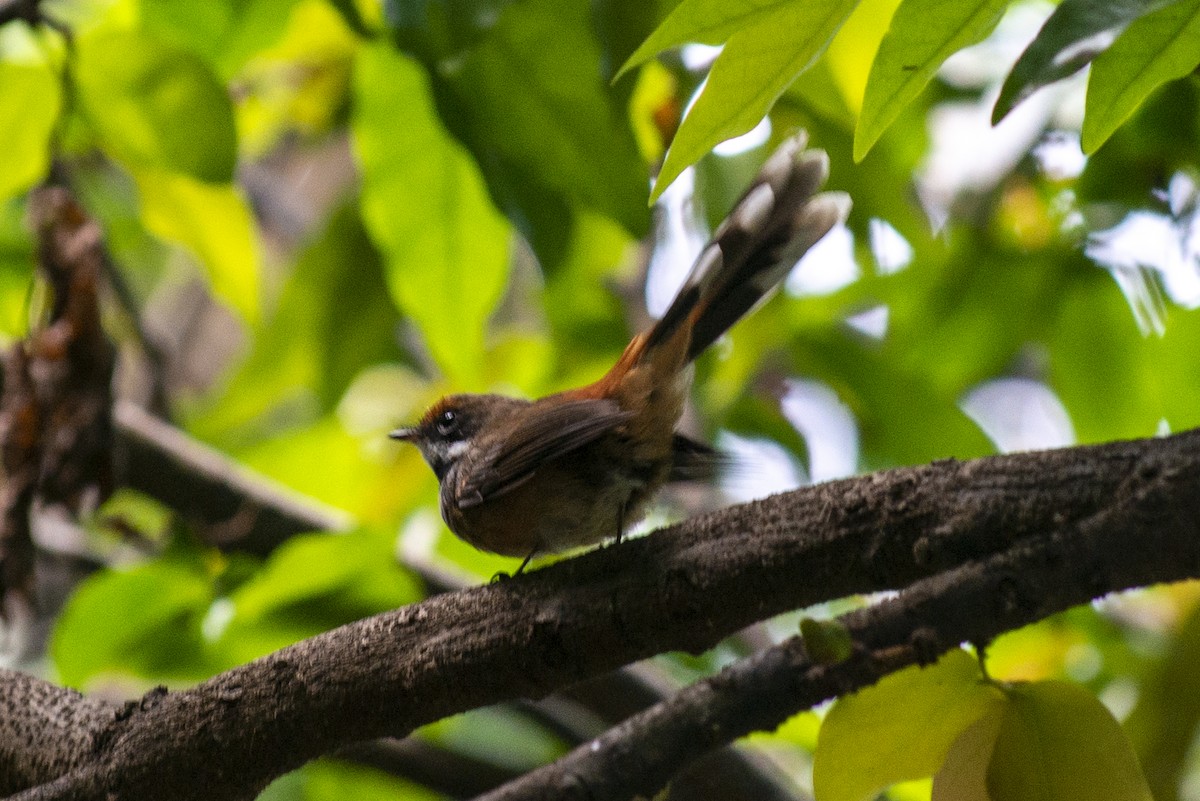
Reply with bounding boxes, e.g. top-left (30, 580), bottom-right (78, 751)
top-left (434, 410), bottom-right (460, 439)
